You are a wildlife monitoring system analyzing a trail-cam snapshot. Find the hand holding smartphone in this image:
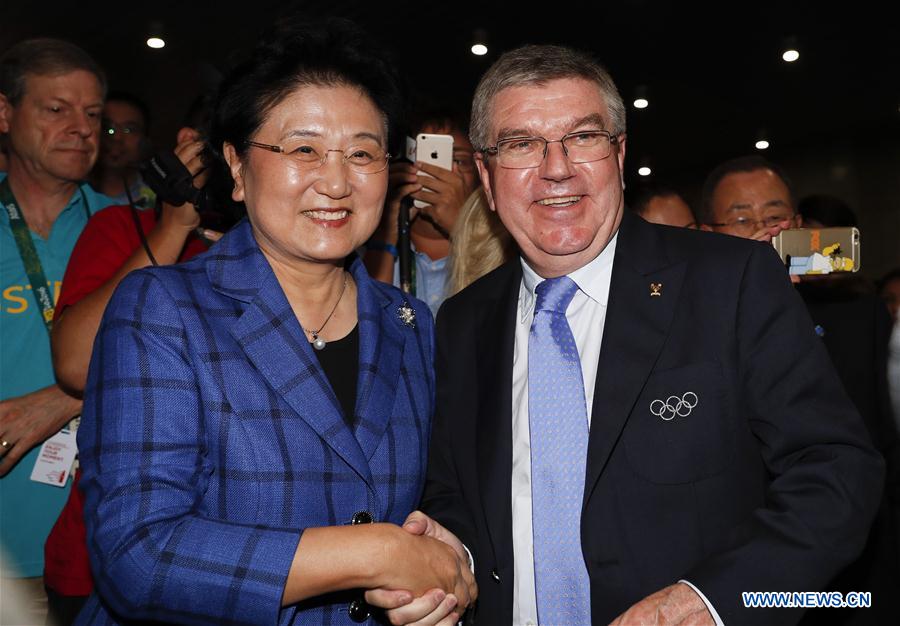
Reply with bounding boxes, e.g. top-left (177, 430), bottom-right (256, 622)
top-left (413, 133), bottom-right (454, 209)
top-left (771, 227), bottom-right (861, 275)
